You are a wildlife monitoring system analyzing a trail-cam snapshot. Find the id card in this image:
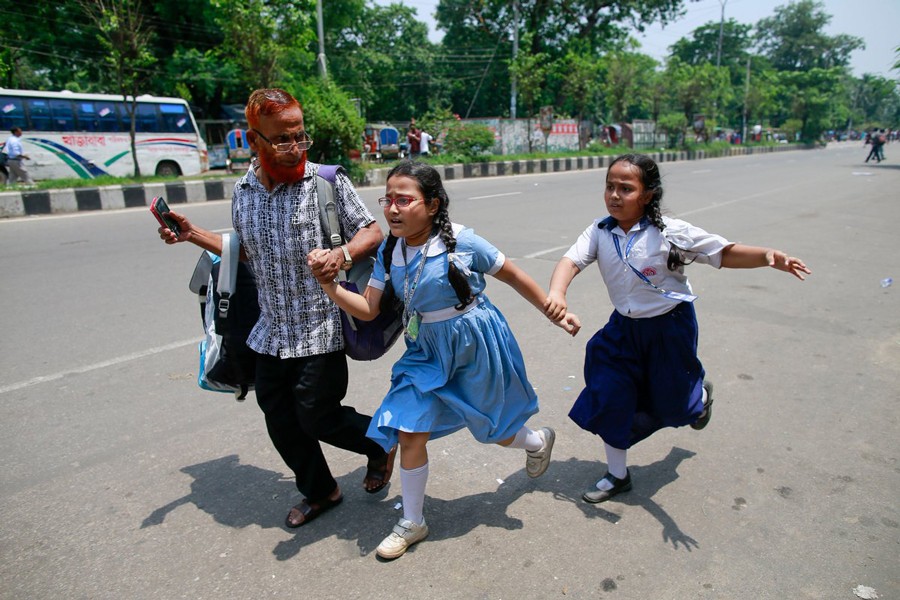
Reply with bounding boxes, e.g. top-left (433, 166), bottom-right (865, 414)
top-left (662, 290), bottom-right (697, 302)
top-left (405, 312), bottom-right (422, 342)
